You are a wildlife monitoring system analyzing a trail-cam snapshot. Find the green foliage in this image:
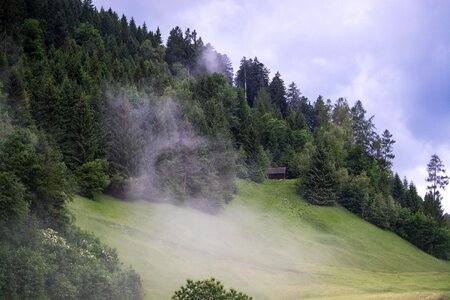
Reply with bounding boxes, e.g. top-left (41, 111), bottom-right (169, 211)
top-left (248, 145), bottom-right (270, 183)
top-left (0, 224), bottom-right (144, 299)
top-left (235, 57), bottom-right (270, 107)
top-left (172, 278), bottom-right (252, 300)
top-left (394, 210), bottom-right (450, 260)
top-left (7, 69), bottom-right (33, 126)
top-left (0, 128), bottom-right (72, 224)
top-left (0, 172), bottom-right (27, 224)
top-left (298, 145), bottom-right (337, 206)
top-left (75, 159), bottom-right (110, 198)
top-left (22, 18), bottom-right (44, 59)
top-left (269, 71), bottom-right (288, 118)
top-left (337, 169), bottom-right (370, 216)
